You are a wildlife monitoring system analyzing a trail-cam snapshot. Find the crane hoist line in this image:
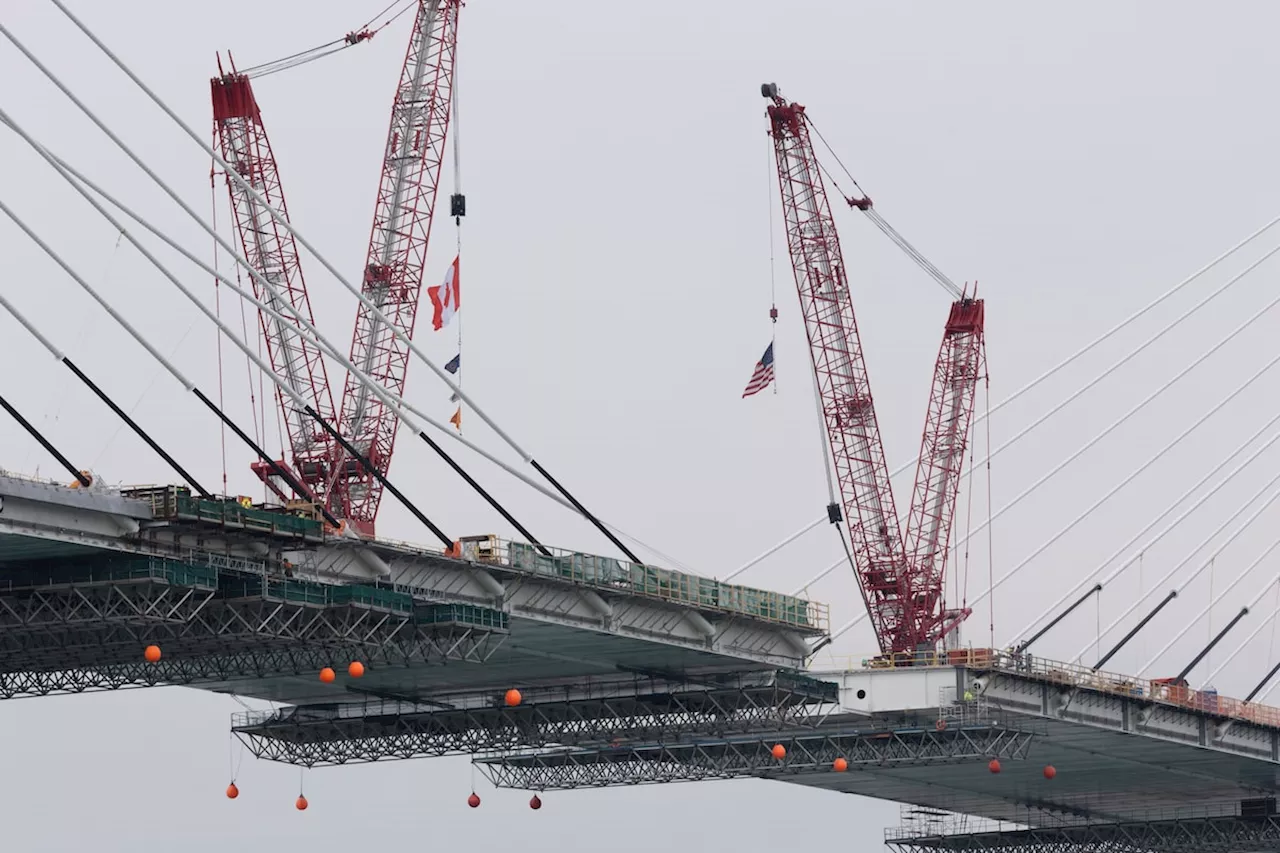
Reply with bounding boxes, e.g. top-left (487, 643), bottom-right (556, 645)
top-left (761, 82), bottom-right (987, 659)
